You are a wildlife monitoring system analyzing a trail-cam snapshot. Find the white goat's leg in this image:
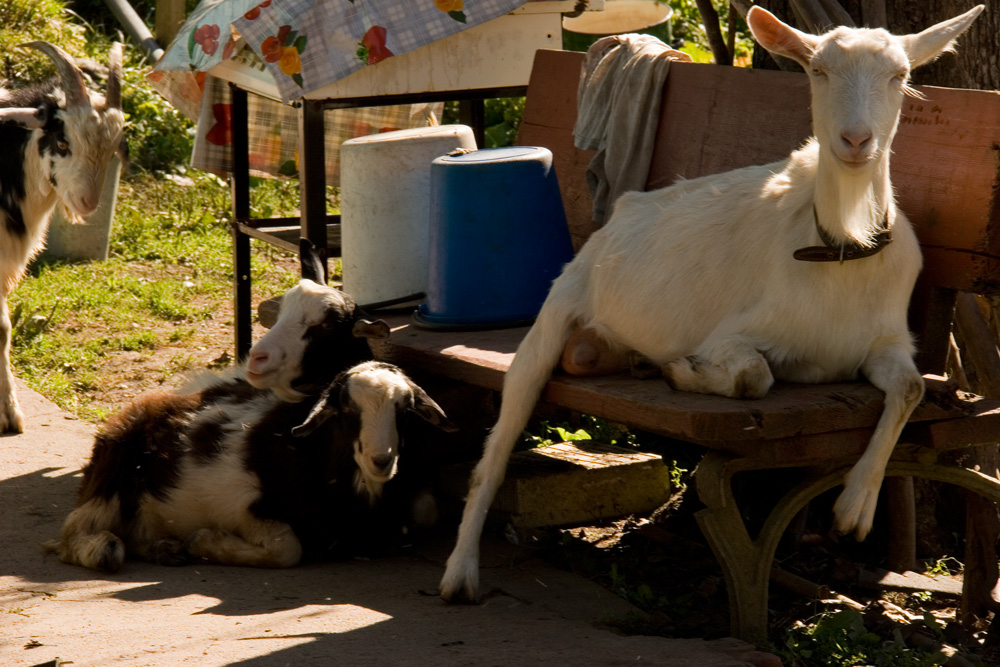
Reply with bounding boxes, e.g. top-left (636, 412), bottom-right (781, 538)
top-left (185, 519), bottom-right (303, 568)
top-left (663, 334), bottom-right (774, 399)
top-left (440, 298), bottom-right (577, 602)
top-left (0, 293), bottom-right (23, 433)
top-left (833, 340), bottom-right (924, 539)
